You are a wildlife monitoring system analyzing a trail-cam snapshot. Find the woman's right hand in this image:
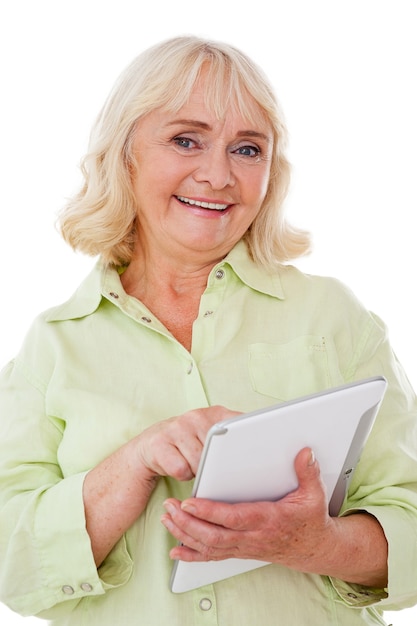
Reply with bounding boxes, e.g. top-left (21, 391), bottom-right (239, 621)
top-left (135, 405), bottom-right (240, 482)
top-left (83, 405), bottom-right (239, 566)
